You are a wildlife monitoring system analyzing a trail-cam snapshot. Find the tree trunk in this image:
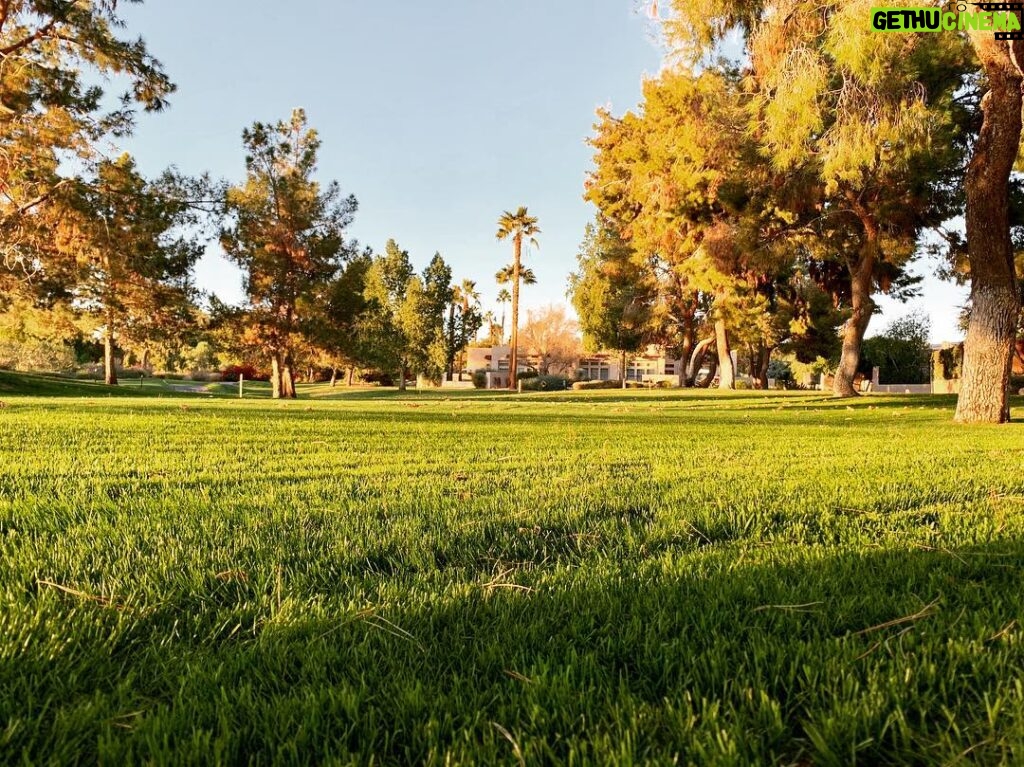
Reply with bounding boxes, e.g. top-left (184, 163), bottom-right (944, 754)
top-left (330, 366), bottom-right (338, 387)
top-left (621, 349), bottom-right (628, 389)
top-left (696, 355), bottom-right (718, 389)
top-left (678, 318), bottom-right (696, 388)
top-left (448, 304), bottom-right (457, 382)
top-left (398, 364), bottom-right (407, 392)
top-left (687, 338), bottom-right (715, 386)
top-left (757, 345), bottom-right (772, 391)
top-left (140, 347), bottom-right (151, 372)
top-left (348, 367), bottom-right (356, 387)
top-left (715, 319), bottom-right (735, 390)
top-left (282, 352), bottom-right (297, 399)
top-left (510, 238), bottom-right (521, 390)
top-left (271, 353), bottom-right (283, 399)
top-left (834, 227), bottom-right (878, 398)
top-left (103, 330), bottom-right (118, 386)
top-left (956, 33), bottom-right (1023, 423)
